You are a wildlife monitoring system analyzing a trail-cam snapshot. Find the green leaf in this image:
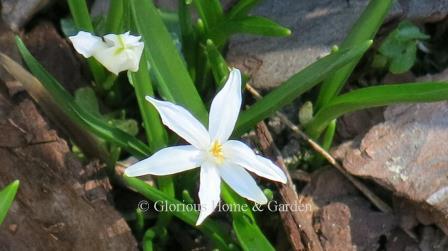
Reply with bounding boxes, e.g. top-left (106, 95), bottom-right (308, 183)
top-left (67, 0), bottom-right (94, 32)
top-left (388, 42), bottom-right (416, 74)
top-left (227, 0), bottom-right (262, 19)
top-left (205, 39), bottom-right (230, 87)
top-left (0, 180), bottom-right (19, 225)
top-left (112, 119), bottom-right (139, 136)
top-left (307, 82), bottom-right (448, 137)
top-left (123, 176), bottom-right (236, 251)
top-left (74, 87), bottom-right (101, 117)
top-left (67, 0), bottom-right (107, 85)
top-left (233, 216), bottom-right (274, 251)
top-left (379, 21), bottom-right (428, 74)
top-left (234, 40), bottom-right (372, 136)
top-left (394, 21), bottom-right (430, 41)
top-left (130, 0), bottom-right (208, 123)
top-left (128, 55), bottom-right (168, 152)
top-left (105, 0), bottom-right (124, 33)
top-left (193, 0), bottom-right (224, 29)
top-left (14, 37), bottom-right (151, 158)
top-left (315, 0), bottom-right (393, 109)
top-left (209, 16), bottom-right (290, 46)
top-left (221, 183), bottom-right (274, 251)
top-left (178, 0), bottom-right (198, 80)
